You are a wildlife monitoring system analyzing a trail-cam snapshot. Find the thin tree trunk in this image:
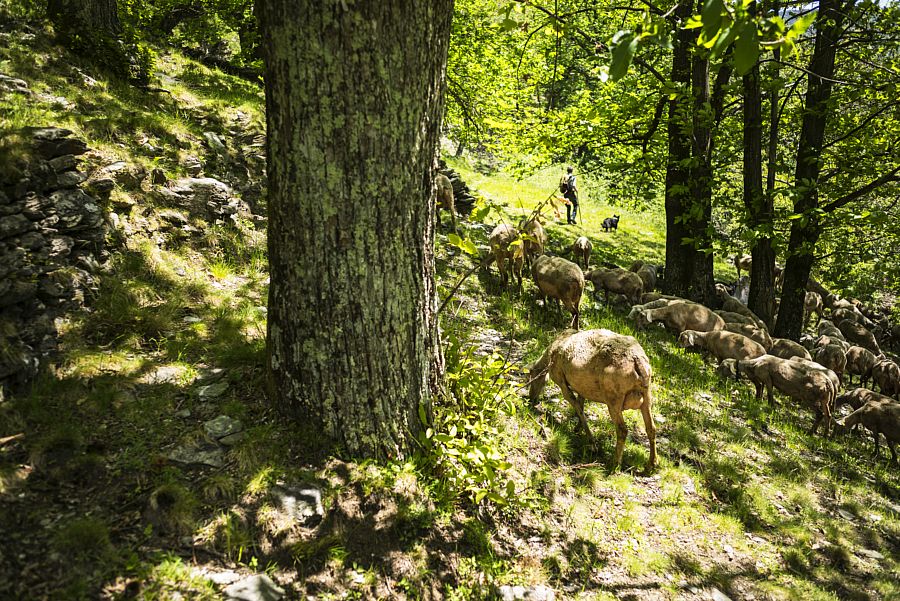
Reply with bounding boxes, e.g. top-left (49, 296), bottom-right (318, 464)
top-left (663, 0), bottom-right (696, 299)
top-left (687, 48), bottom-right (715, 306)
top-left (743, 0), bottom-right (776, 327)
top-left (774, 0), bottom-right (849, 340)
top-left (259, 0), bottom-right (453, 459)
